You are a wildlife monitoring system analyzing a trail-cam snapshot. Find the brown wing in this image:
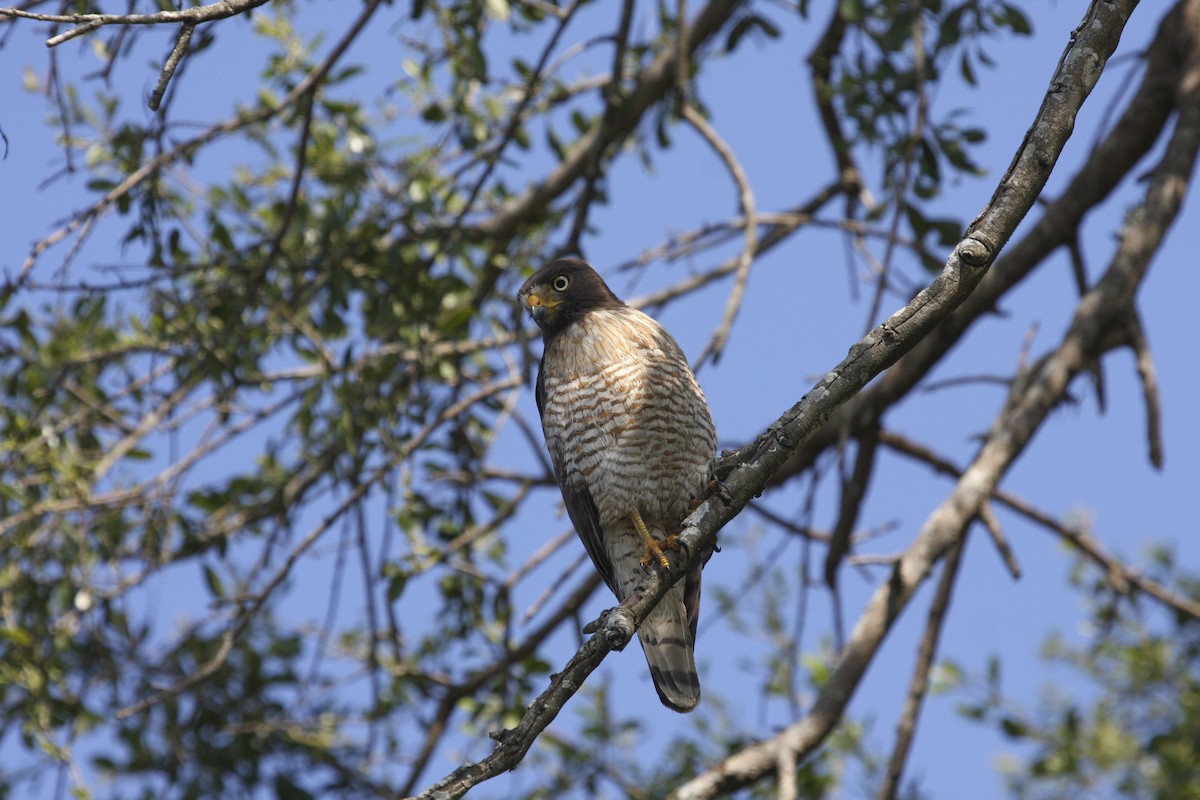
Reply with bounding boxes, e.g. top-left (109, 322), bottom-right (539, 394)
top-left (536, 359), bottom-right (619, 597)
